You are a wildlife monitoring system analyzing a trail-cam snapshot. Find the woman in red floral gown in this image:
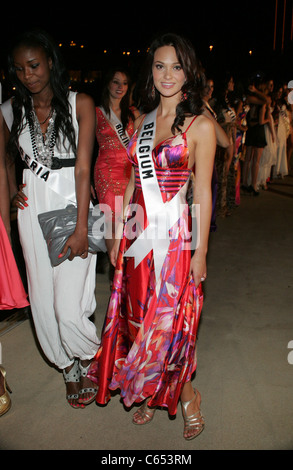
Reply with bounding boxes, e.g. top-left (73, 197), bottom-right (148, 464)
top-left (89, 34), bottom-right (216, 440)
